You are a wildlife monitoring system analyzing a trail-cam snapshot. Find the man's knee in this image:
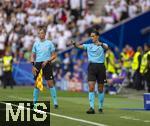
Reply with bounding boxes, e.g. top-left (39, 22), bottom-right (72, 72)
top-left (88, 81), bottom-right (95, 92)
top-left (47, 80), bottom-right (54, 88)
top-left (89, 86), bottom-right (94, 92)
top-left (98, 84), bottom-right (104, 93)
